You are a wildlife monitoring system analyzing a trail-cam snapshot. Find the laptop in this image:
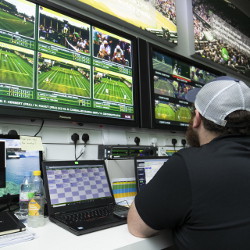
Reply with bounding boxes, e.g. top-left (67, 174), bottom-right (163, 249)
top-left (42, 160), bottom-right (128, 236)
top-left (134, 156), bottom-right (169, 192)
